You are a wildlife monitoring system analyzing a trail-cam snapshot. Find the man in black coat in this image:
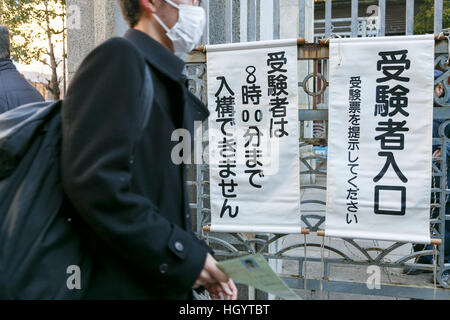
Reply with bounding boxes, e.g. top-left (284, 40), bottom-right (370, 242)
top-left (61, 0), bottom-right (237, 299)
top-left (0, 25), bottom-right (44, 114)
